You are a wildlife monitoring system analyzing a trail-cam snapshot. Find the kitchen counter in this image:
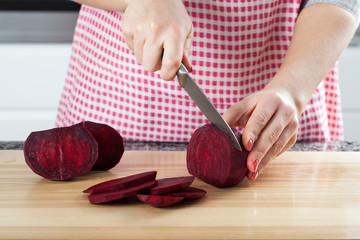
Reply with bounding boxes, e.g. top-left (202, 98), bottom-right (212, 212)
top-left (1, 140), bottom-right (360, 151)
top-left (1, 150), bottom-right (360, 239)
